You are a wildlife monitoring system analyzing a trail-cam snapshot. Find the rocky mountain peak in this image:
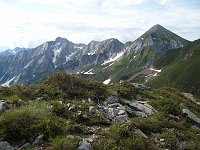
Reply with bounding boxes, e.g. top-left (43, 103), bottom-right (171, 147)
top-left (55, 37), bottom-right (70, 43)
top-left (125, 24), bottom-right (190, 54)
top-left (148, 24), bottom-right (165, 33)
